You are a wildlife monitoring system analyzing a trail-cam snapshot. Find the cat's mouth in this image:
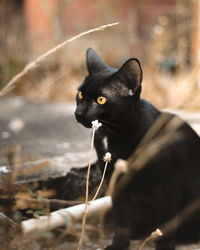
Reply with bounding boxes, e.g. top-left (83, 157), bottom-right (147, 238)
top-left (75, 115), bottom-right (92, 128)
top-left (75, 112), bottom-right (119, 131)
top-left (77, 118), bottom-right (117, 131)
top-left (80, 120), bottom-right (93, 128)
